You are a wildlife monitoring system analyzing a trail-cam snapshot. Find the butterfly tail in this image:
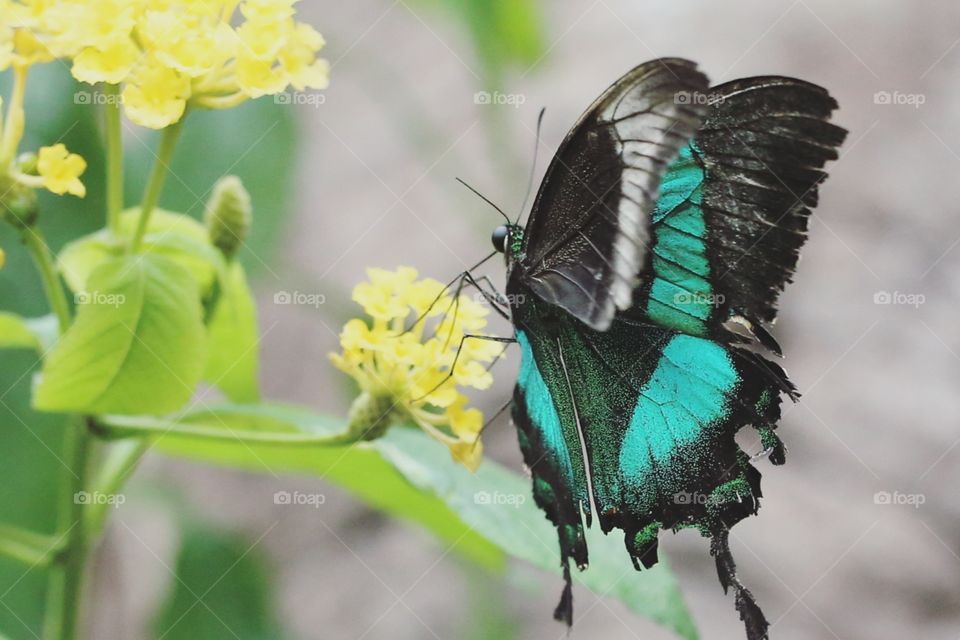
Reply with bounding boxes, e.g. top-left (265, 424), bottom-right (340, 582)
top-left (711, 528), bottom-right (769, 640)
top-left (553, 561), bottom-right (575, 627)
